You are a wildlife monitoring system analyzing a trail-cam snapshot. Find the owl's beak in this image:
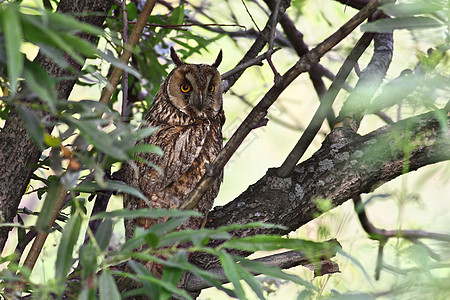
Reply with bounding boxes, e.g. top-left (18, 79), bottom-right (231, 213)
top-left (193, 93), bottom-right (204, 110)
